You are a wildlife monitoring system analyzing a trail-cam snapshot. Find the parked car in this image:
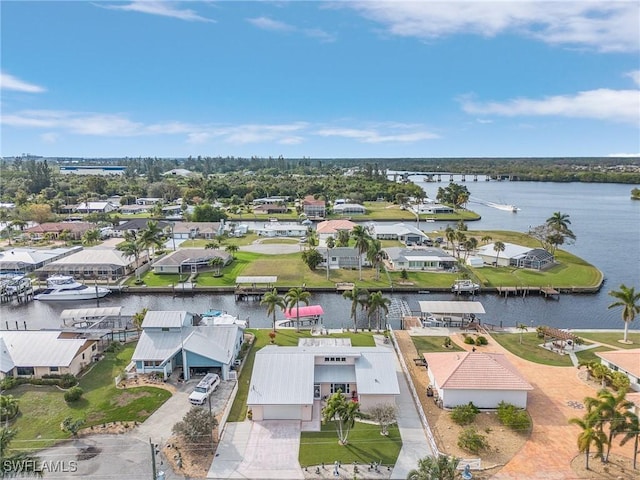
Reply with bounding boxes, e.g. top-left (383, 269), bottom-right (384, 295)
top-left (188, 373), bottom-right (220, 405)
